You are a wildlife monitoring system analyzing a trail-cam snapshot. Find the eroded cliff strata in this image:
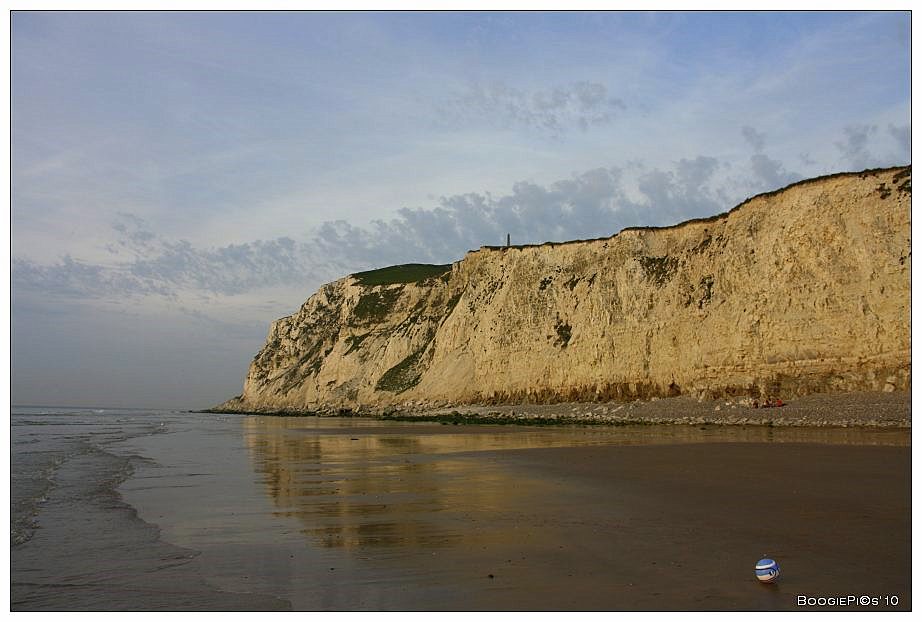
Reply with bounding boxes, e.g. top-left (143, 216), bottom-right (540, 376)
top-left (216, 167), bottom-right (910, 413)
